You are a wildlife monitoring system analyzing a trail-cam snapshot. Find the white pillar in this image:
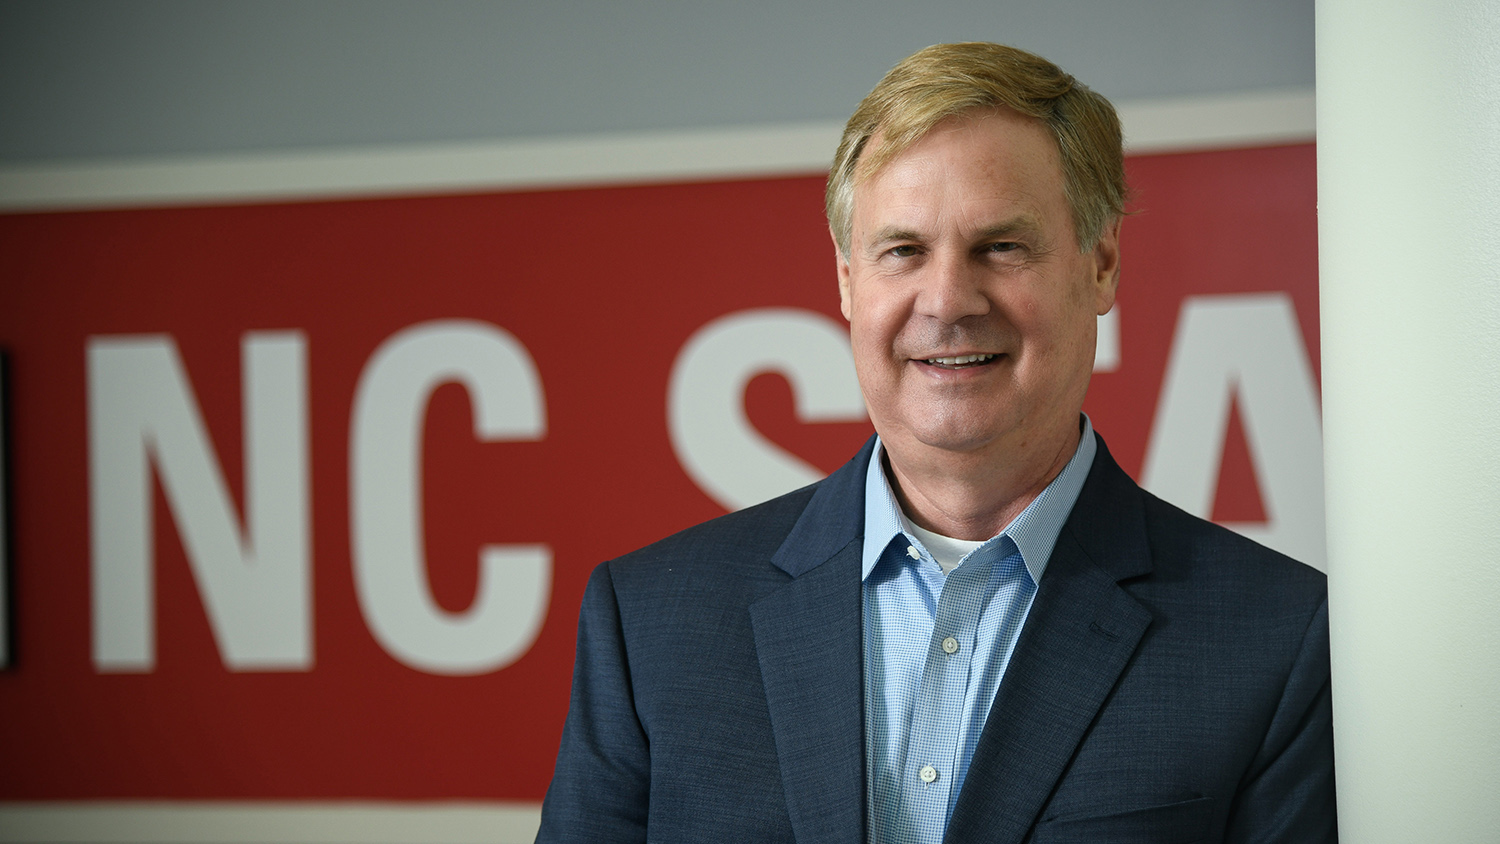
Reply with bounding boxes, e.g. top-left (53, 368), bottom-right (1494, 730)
top-left (1317, 2), bottom-right (1500, 841)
